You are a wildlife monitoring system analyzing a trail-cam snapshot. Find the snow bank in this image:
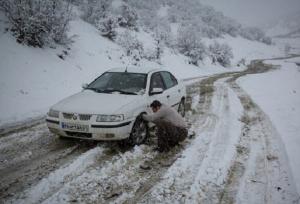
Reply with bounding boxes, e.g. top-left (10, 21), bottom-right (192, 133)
top-left (13, 147), bottom-right (103, 204)
top-left (237, 58), bottom-right (300, 194)
top-left (210, 35), bottom-right (282, 64)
